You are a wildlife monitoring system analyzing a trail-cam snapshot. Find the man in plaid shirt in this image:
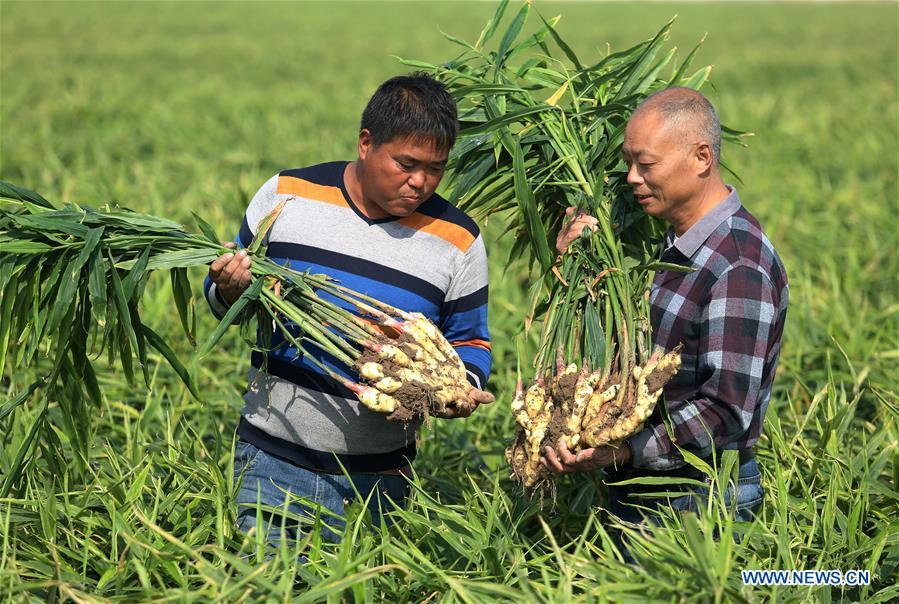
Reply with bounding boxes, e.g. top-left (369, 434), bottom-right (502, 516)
top-left (544, 88), bottom-right (789, 529)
